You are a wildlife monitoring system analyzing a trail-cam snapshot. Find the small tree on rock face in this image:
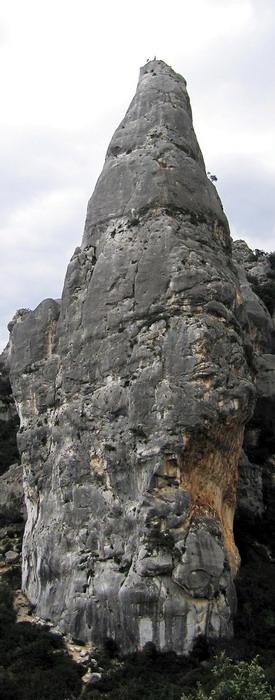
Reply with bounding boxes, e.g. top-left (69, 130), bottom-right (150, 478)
top-left (181, 654), bottom-right (273, 700)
